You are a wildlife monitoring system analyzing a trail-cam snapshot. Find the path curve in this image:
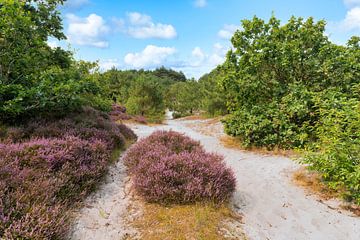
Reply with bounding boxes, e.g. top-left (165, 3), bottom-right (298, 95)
top-left (130, 118), bottom-right (360, 240)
